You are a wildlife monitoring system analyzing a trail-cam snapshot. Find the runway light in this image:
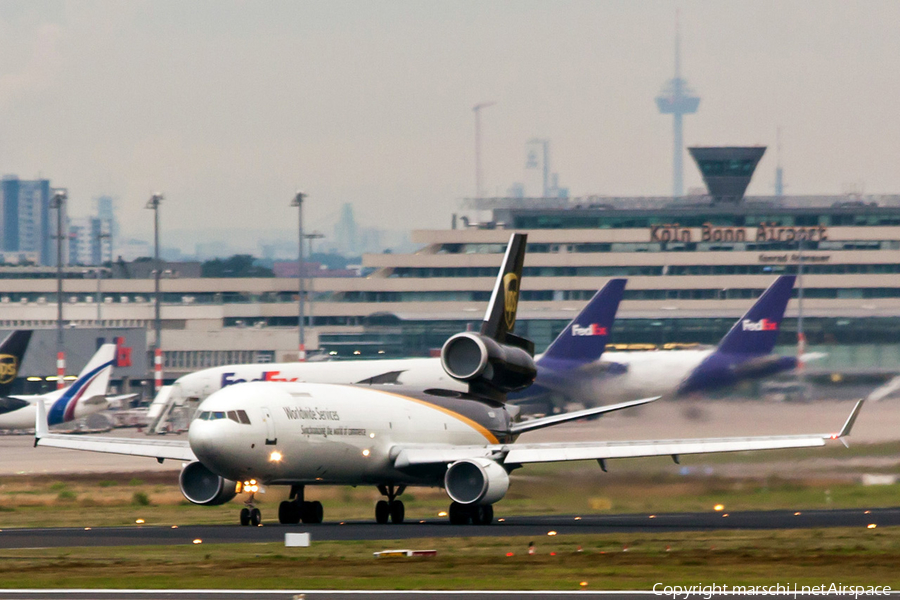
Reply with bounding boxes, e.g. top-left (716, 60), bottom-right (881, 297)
top-left (865, 510), bottom-right (872, 514)
top-left (193, 539), bottom-right (203, 544)
top-left (135, 519), bottom-right (145, 524)
top-left (649, 515), bottom-right (656, 519)
top-left (438, 511), bottom-right (448, 517)
top-left (794, 512), bottom-right (802, 516)
top-left (269, 450), bottom-right (283, 462)
top-left (547, 531), bottom-right (557, 536)
top-left (580, 582), bottom-right (588, 588)
top-left (497, 518), bottom-right (505, 522)
top-left (26, 377), bottom-right (42, 382)
top-left (722, 514), bottom-right (729, 518)
top-left (84, 527), bottom-right (91, 531)
top-left (171, 525), bottom-right (178, 529)
top-left (574, 516), bottom-right (581, 521)
top-left (713, 504), bottom-right (725, 512)
top-left (506, 552), bottom-right (514, 557)
top-left (550, 552), bottom-right (556, 556)
top-left (868, 524), bottom-right (877, 529)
